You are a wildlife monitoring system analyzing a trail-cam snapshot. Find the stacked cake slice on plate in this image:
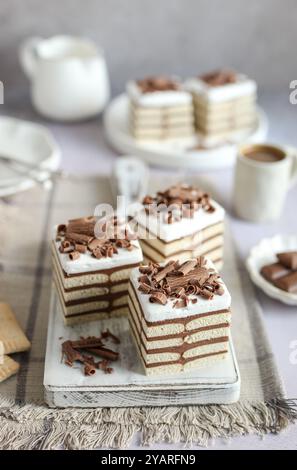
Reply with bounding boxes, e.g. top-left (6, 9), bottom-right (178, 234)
top-left (186, 69), bottom-right (257, 145)
top-left (128, 256), bottom-right (231, 375)
top-left (127, 76), bottom-right (195, 140)
top-left (52, 215), bottom-right (143, 325)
